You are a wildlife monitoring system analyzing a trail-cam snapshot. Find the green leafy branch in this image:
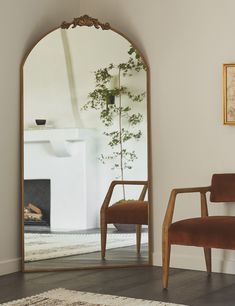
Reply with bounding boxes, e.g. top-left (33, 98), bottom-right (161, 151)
top-left (82, 45), bottom-right (146, 197)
